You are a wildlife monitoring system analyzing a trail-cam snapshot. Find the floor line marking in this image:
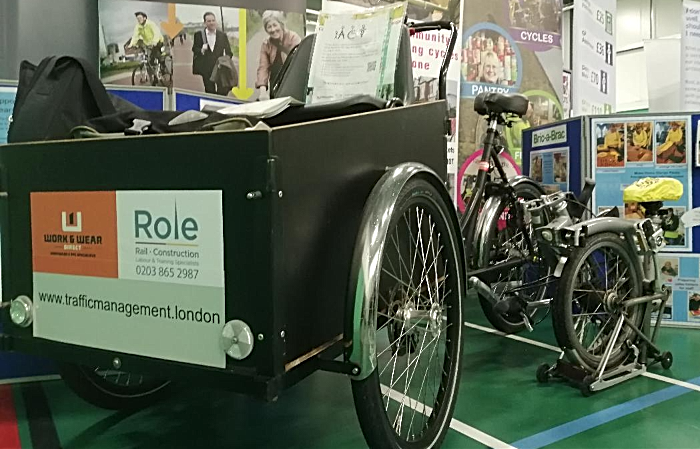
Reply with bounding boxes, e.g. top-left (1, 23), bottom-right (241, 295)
top-left (0, 375), bottom-right (61, 386)
top-left (464, 321), bottom-right (561, 352)
top-left (464, 321), bottom-right (700, 392)
top-left (641, 371), bottom-right (700, 393)
top-left (510, 376), bottom-right (700, 449)
top-left (381, 385), bottom-right (516, 449)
